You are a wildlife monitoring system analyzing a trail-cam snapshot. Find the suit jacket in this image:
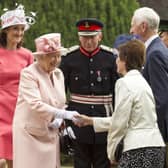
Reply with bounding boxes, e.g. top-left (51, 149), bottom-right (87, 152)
top-left (13, 62), bottom-right (66, 168)
top-left (92, 70), bottom-right (165, 161)
top-left (143, 37), bottom-right (168, 142)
